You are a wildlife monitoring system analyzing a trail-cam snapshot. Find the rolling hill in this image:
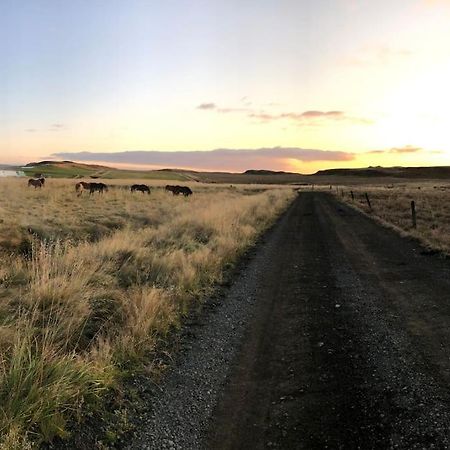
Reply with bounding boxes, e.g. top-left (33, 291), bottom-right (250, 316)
top-left (9, 160), bottom-right (450, 184)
